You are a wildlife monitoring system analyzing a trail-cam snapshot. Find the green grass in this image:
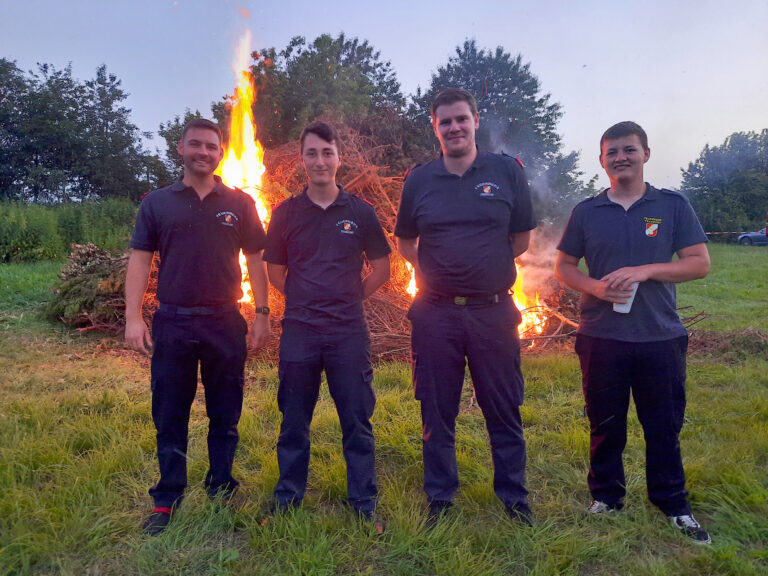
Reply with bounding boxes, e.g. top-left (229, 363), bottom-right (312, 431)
top-left (0, 246), bottom-right (766, 575)
top-left (678, 243), bottom-right (768, 331)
